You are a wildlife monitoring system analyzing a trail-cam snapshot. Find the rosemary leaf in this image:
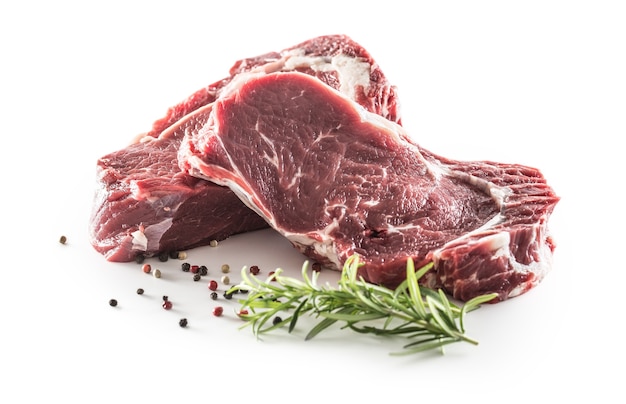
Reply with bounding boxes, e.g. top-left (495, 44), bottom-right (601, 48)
top-left (233, 255), bottom-right (495, 356)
